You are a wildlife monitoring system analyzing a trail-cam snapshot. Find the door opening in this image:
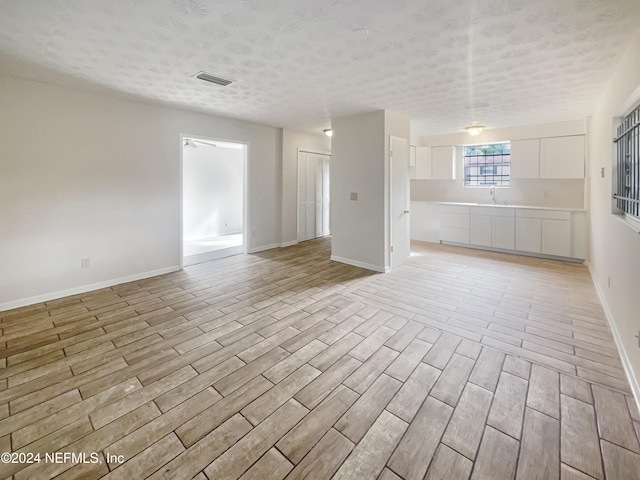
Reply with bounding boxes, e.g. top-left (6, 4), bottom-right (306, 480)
top-left (181, 136), bottom-right (247, 266)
